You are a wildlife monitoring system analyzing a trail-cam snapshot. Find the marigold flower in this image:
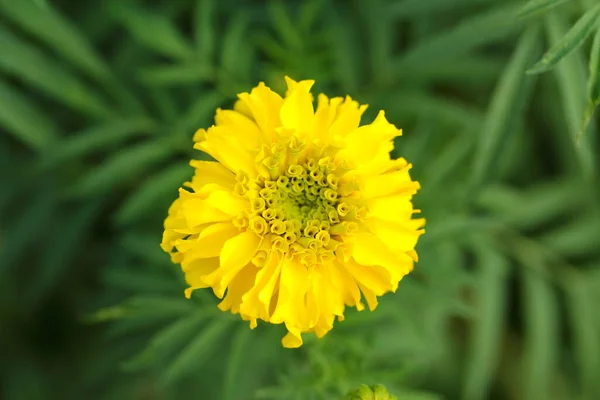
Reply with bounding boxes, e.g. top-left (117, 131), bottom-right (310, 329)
top-left (161, 77), bottom-right (424, 348)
